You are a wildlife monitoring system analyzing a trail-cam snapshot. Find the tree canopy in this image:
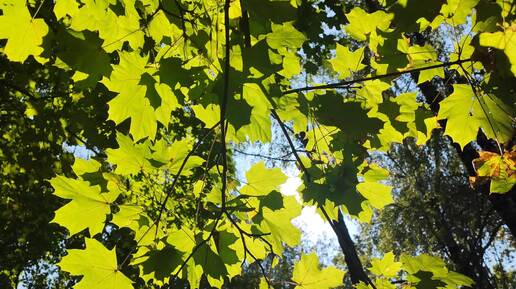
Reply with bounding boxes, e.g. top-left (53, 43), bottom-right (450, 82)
top-left (358, 132), bottom-right (515, 289)
top-left (0, 0), bottom-right (514, 289)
